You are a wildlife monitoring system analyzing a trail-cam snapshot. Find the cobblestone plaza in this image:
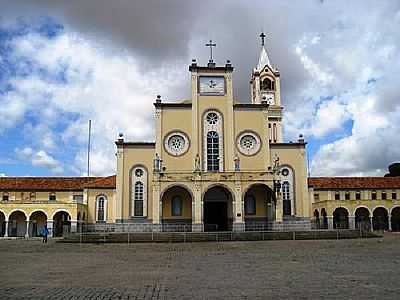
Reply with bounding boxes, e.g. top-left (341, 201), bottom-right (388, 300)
top-left (1, 235), bottom-right (400, 299)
